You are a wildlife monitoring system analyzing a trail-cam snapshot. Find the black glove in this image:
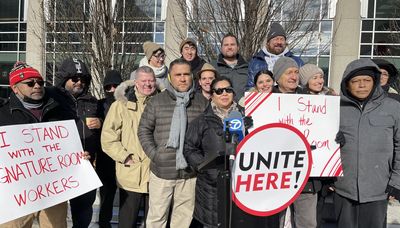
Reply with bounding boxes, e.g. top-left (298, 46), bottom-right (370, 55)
top-left (386, 185), bottom-right (400, 200)
top-left (335, 131), bottom-right (345, 147)
top-left (243, 116), bottom-right (253, 131)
